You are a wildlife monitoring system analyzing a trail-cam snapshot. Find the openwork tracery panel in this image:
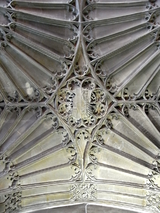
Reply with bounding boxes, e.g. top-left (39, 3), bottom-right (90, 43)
top-left (0, 0), bottom-right (160, 213)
